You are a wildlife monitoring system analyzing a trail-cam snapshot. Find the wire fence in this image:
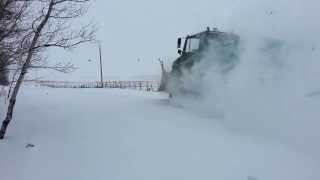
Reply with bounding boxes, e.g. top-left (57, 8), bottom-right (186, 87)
top-left (37, 80), bottom-right (161, 91)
